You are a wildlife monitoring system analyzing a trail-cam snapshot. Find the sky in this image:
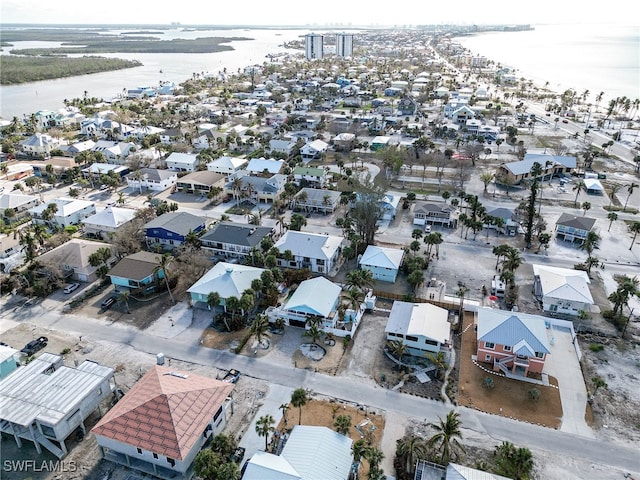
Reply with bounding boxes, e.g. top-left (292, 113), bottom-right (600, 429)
top-left (1, 0), bottom-right (636, 26)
